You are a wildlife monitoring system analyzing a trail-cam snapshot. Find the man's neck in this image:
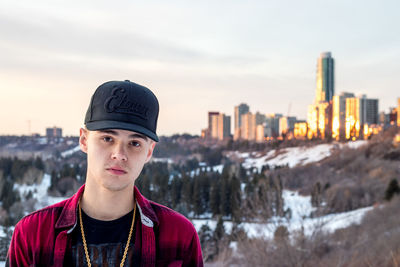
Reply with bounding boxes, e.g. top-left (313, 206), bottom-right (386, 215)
top-left (80, 179), bottom-right (135, 221)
